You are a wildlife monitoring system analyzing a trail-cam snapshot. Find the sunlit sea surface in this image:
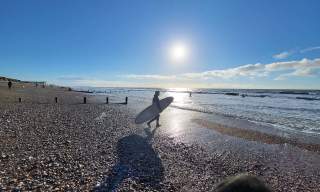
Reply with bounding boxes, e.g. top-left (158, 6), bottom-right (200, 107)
top-left (81, 87), bottom-right (320, 135)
